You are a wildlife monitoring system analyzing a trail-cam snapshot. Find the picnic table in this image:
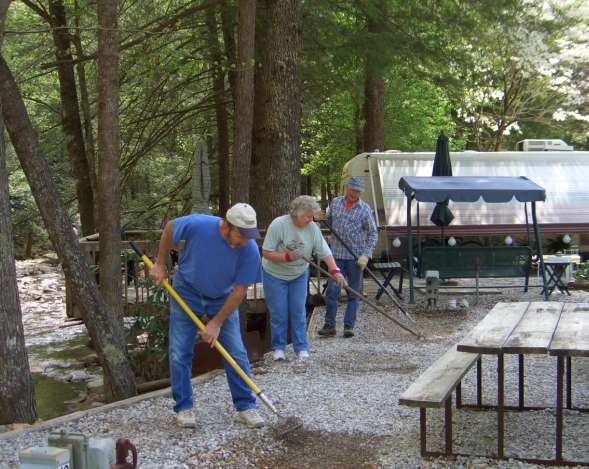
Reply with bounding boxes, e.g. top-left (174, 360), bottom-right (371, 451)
top-left (456, 301), bottom-right (589, 465)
